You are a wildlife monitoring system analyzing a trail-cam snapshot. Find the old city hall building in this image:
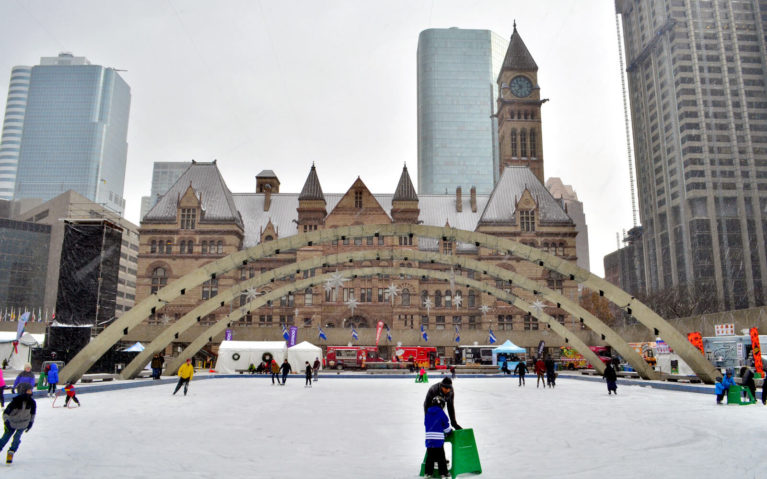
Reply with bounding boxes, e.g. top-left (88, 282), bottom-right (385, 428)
top-left (133, 26), bottom-right (583, 358)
